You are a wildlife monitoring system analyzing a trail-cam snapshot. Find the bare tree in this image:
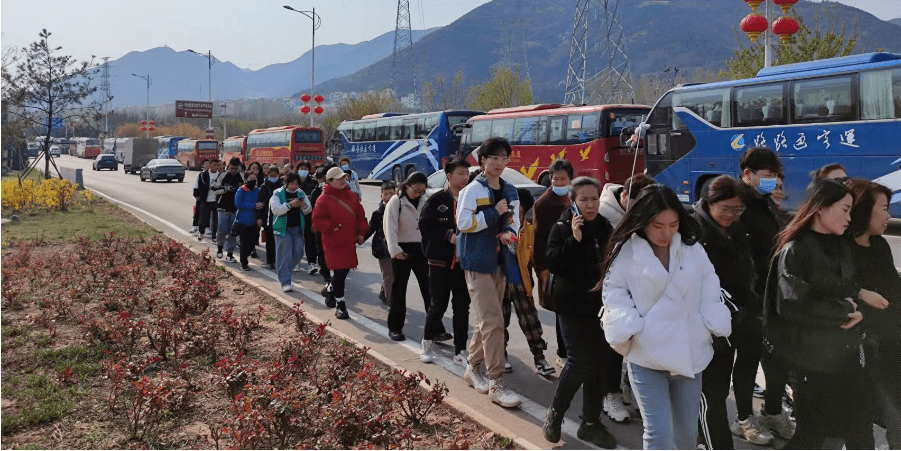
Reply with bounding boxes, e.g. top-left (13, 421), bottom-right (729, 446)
top-left (2, 29), bottom-right (101, 182)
